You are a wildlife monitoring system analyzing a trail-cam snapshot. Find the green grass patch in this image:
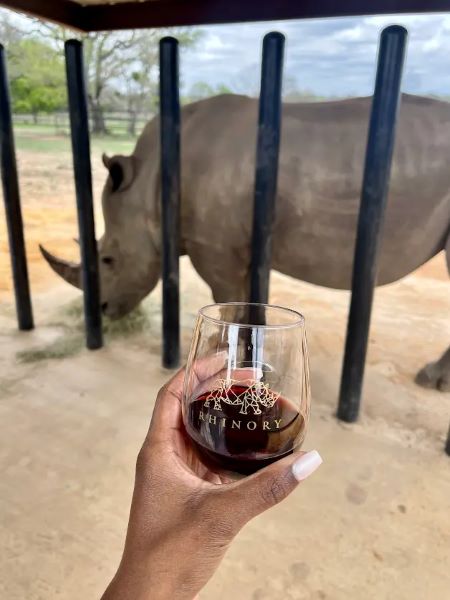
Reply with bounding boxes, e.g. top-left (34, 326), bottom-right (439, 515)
top-left (16, 136), bottom-right (71, 154)
top-left (14, 124), bottom-right (136, 156)
top-left (91, 137), bottom-right (136, 156)
top-left (16, 298), bottom-right (152, 364)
